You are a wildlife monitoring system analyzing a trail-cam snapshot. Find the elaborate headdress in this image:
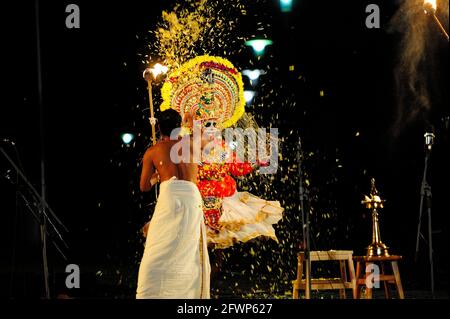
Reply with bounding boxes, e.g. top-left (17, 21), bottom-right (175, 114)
top-left (160, 55), bottom-right (245, 128)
